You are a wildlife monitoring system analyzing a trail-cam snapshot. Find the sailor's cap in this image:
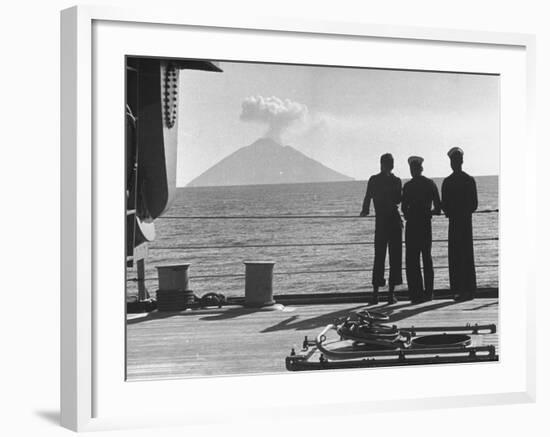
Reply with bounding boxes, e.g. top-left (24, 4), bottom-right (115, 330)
top-left (408, 156), bottom-right (424, 165)
top-left (447, 147), bottom-right (464, 158)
